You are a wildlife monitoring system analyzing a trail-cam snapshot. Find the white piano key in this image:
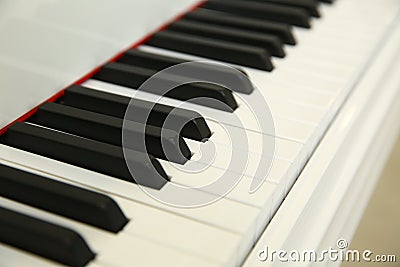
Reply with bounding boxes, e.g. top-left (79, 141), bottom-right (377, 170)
top-left (165, 156), bottom-right (290, 194)
top-left (168, 158), bottom-right (292, 245)
top-left (184, 138), bottom-right (298, 184)
top-left (169, 167), bottom-right (286, 238)
top-left (281, 45), bottom-right (362, 72)
top-left (93, 236), bottom-right (221, 267)
top-left (251, 79), bottom-right (336, 108)
top-left (256, 98), bottom-right (324, 126)
top-left (194, 120), bottom-right (305, 163)
top-left (158, 160), bottom-right (284, 241)
top-left (164, 157), bottom-right (293, 228)
top-left (0, 244), bottom-right (68, 267)
top-left (117, 198), bottom-right (244, 265)
top-left (272, 55), bottom-right (356, 84)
